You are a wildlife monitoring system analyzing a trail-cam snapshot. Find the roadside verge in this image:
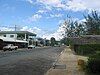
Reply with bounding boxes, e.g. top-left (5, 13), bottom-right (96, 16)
top-left (45, 46), bottom-right (87, 75)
